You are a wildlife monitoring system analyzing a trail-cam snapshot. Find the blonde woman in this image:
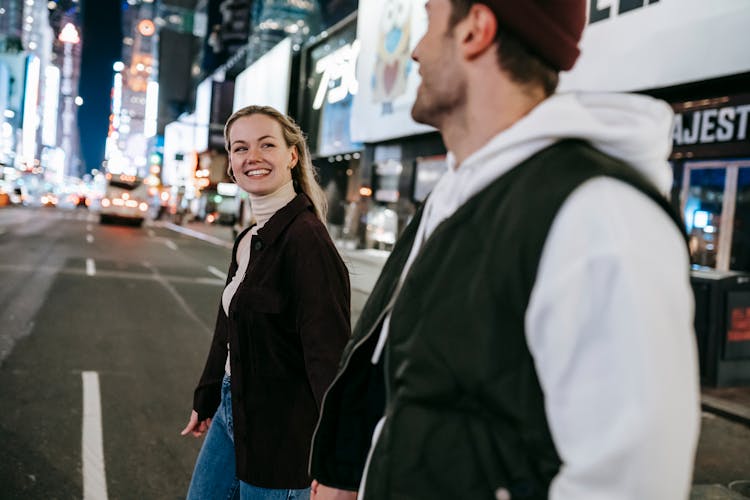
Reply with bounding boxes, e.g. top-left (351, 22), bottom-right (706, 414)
top-left (182, 106), bottom-right (350, 500)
